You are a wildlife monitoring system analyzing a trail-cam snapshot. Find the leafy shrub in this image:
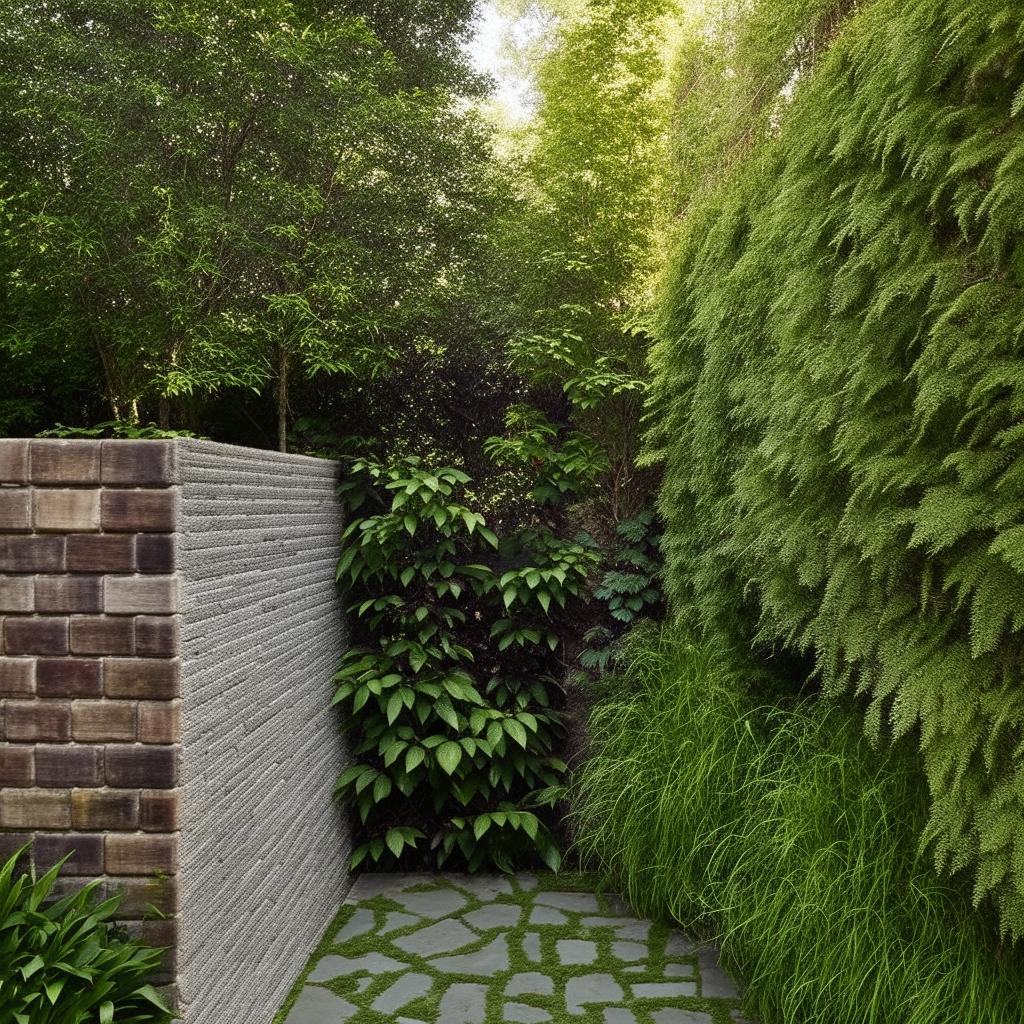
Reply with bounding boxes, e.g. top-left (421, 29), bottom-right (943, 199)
top-left (333, 430), bottom-right (602, 872)
top-left (649, 0), bottom-right (1024, 935)
top-left (0, 849), bottom-right (172, 1024)
top-left (574, 627), bottom-right (1024, 1024)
